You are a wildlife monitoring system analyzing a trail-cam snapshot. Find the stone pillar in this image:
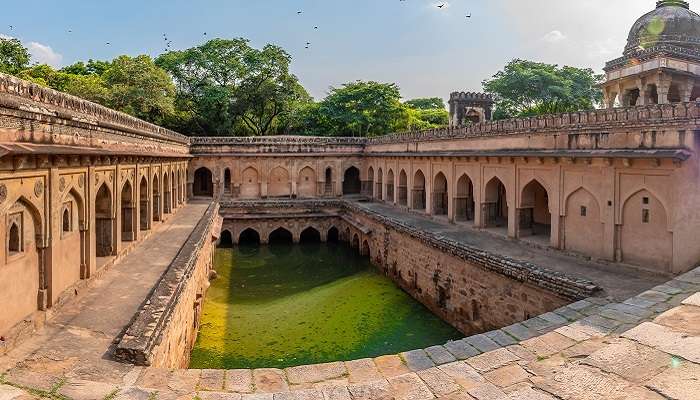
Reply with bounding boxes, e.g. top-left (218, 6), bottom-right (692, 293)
top-left (657, 78), bottom-right (671, 104)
